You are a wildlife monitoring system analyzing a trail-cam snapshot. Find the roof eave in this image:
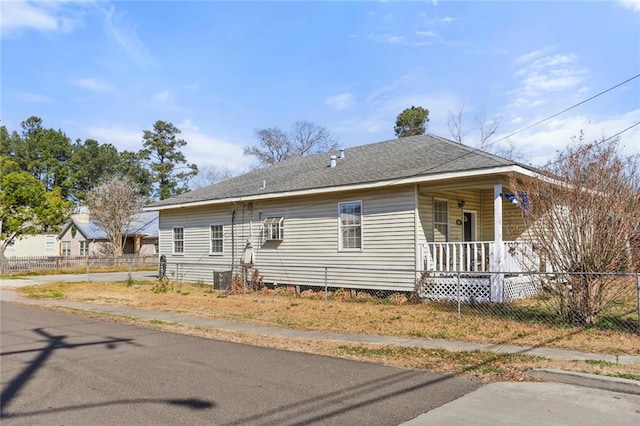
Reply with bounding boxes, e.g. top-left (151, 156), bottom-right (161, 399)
top-left (145, 165), bottom-right (534, 211)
